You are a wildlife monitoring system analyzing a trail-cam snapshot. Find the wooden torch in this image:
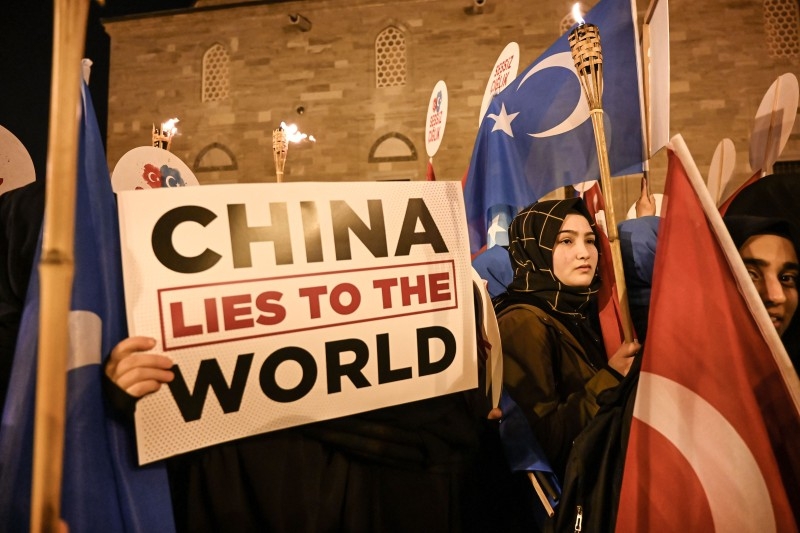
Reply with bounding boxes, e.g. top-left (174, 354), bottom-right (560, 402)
top-left (568, 19), bottom-right (635, 343)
